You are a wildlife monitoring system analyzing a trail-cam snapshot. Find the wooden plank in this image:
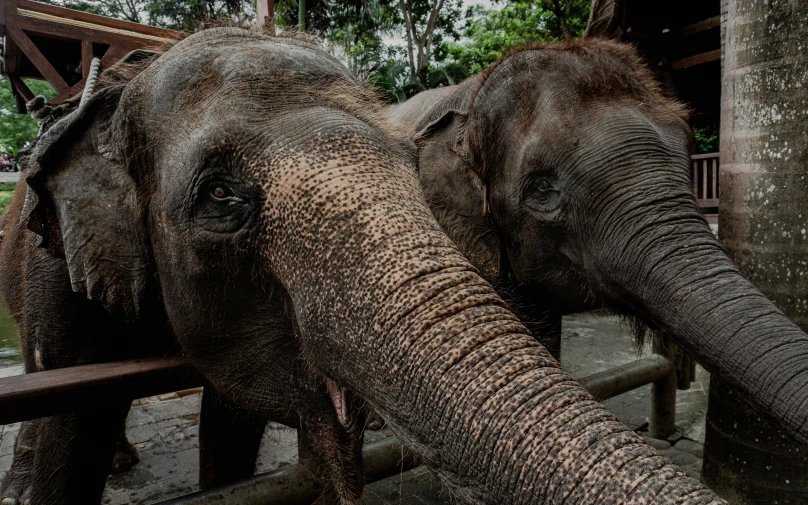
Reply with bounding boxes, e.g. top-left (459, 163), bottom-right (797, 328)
top-left (713, 159), bottom-right (720, 199)
top-left (0, 356), bottom-right (201, 425)
top-left (49, 78), bottom-right (85, 104)
top-left (8, 73), bottom-right (34, 102)
top-left (670, 16), bottom-right (721, 40)
top-left (7, 25), bottom-right (69, 91)
top-left (17, 0), bottom-right (179, 39)
top-left (692, 160), bottom-right (699, 198)
top-left (2, 32), bottom-right (21, 73)
top-left (17, 11), bottom-right (170, 46)
top-left (698, 198), bottom-right (720, 208)
top-left (81, 39), bottom-right (93, 79)
top-left (691, 152), bottom-right (720, 160)
top-left (702, 159), bottom-right (708, 199)
top-left (671, 49), bottom-right (721, 70)
top-left (715, 158), bottom-right (721, 198)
